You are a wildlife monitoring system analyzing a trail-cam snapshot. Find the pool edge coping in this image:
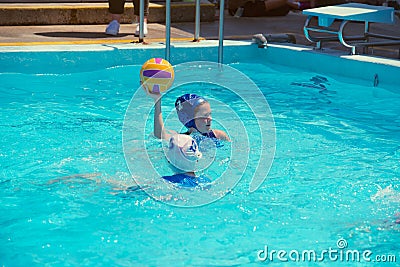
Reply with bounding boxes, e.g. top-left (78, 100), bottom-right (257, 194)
top-left (1, 40), bottom-right (399, 68)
